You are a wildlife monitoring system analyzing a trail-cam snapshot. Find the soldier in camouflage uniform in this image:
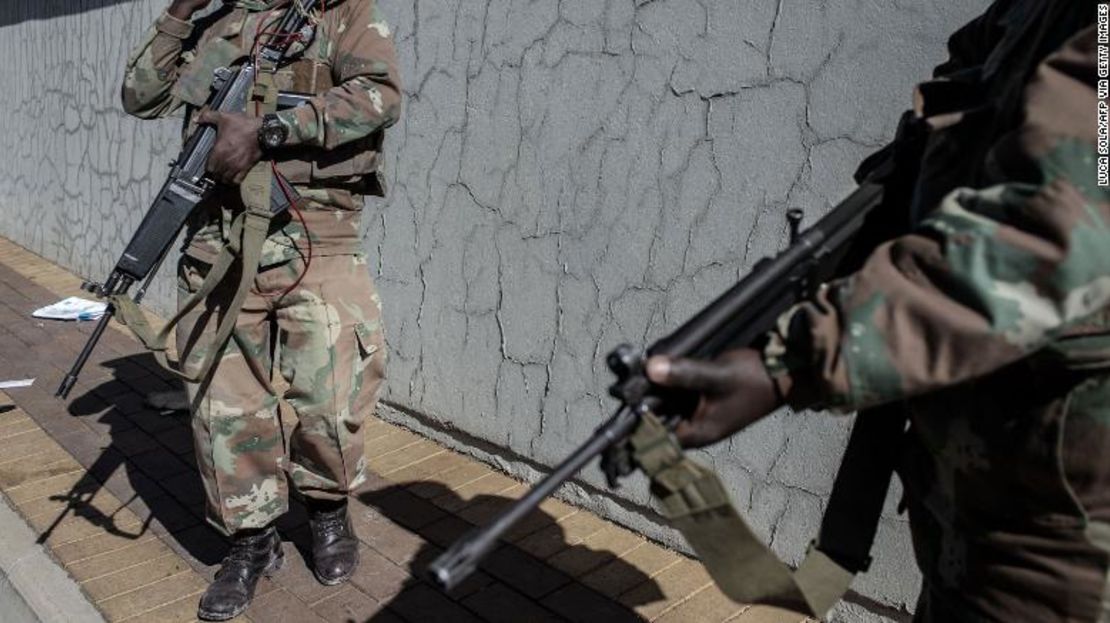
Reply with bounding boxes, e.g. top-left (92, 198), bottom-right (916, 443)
top-left (648, 2), bottom-right (1110, 620)
top-left (121, 0), bottom-right (400, 619)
